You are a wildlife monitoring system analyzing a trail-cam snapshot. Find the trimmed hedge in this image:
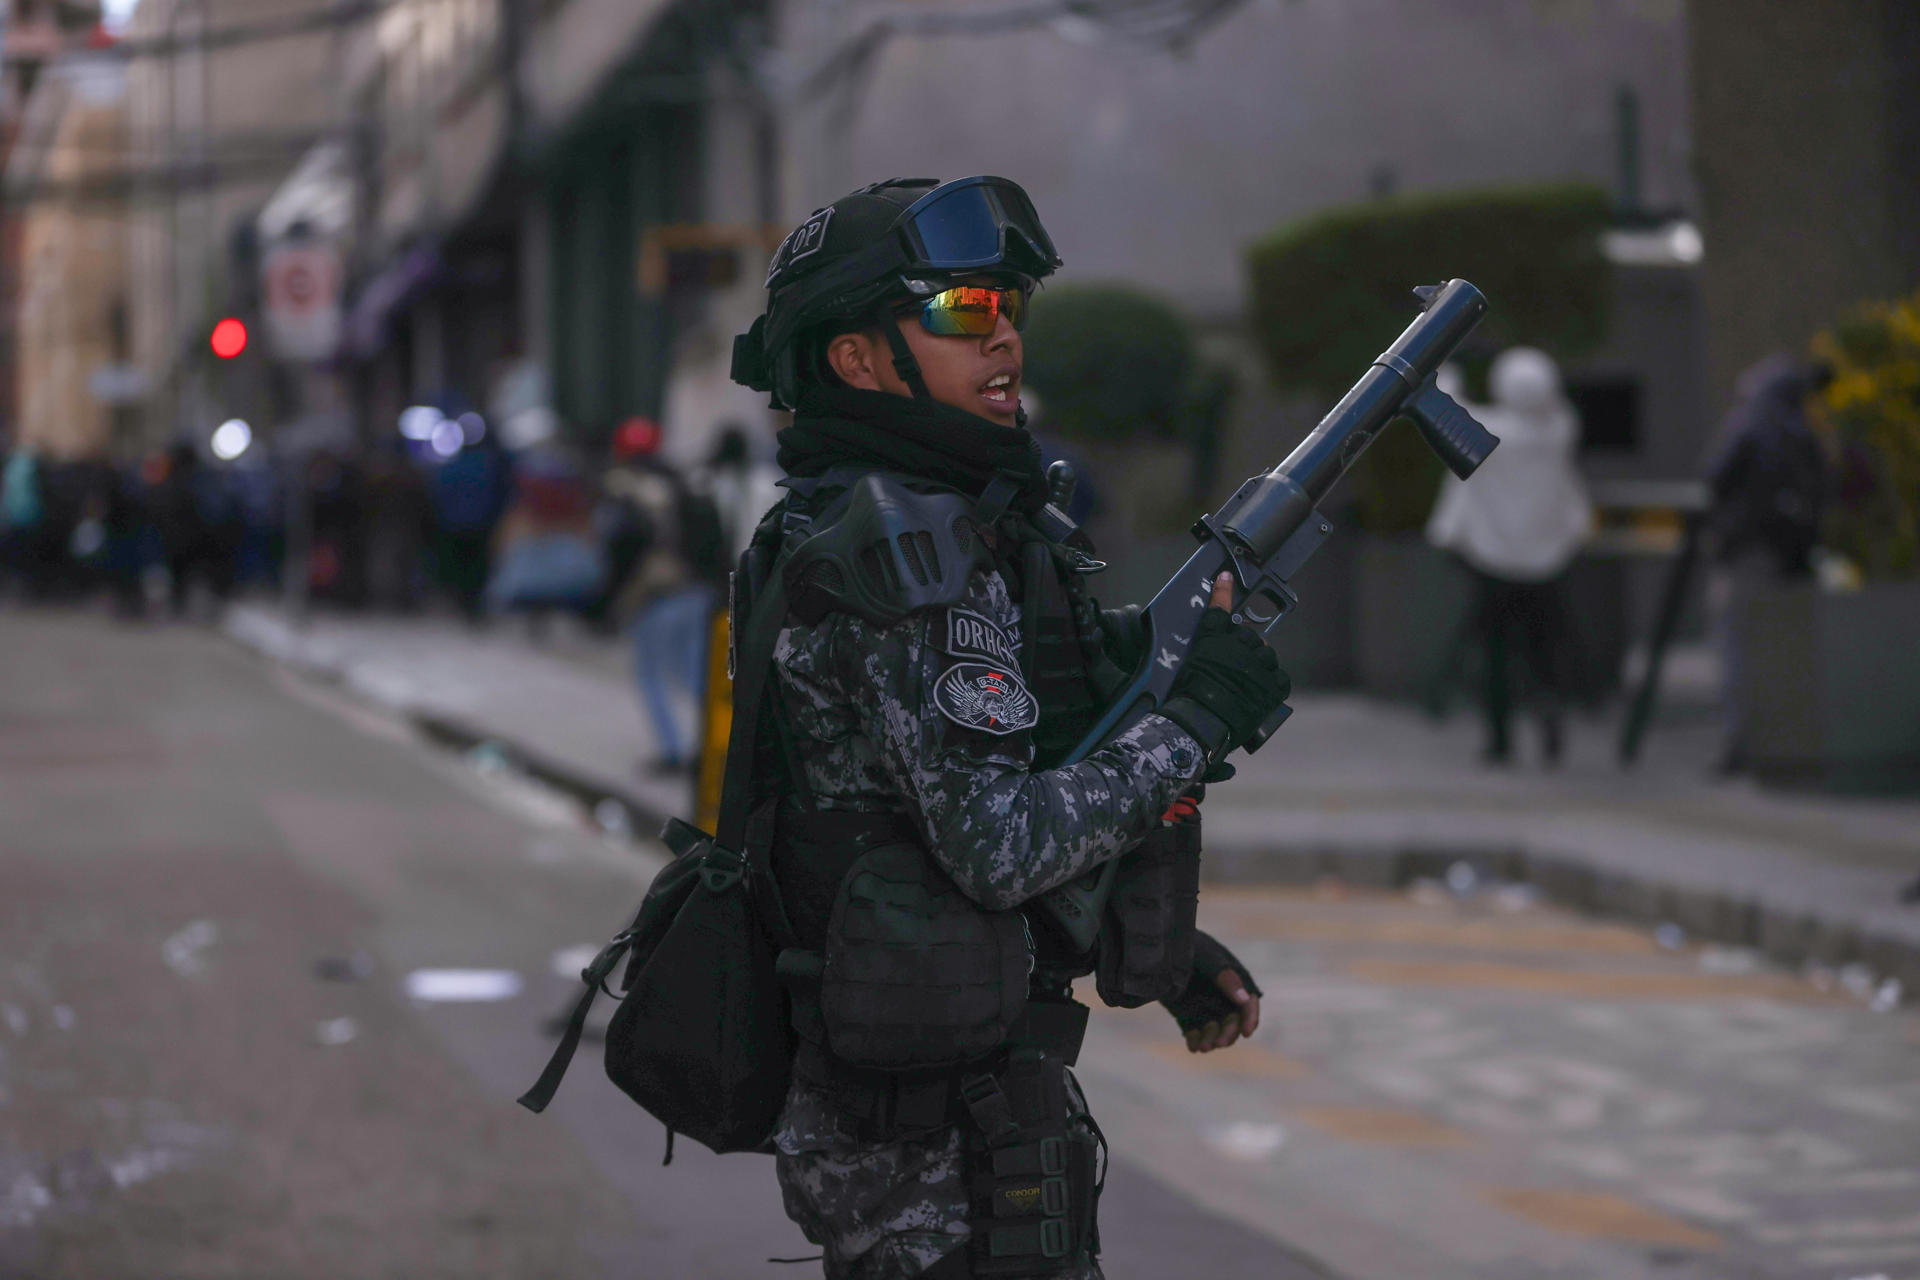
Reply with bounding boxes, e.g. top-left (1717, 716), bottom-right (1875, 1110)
top-left (1022, 284), bottom-right (1197, 441)
top-left (1246, 183), bottom-right (1612, 530)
